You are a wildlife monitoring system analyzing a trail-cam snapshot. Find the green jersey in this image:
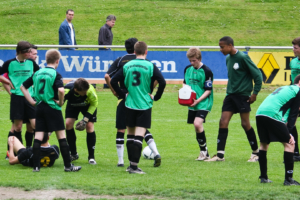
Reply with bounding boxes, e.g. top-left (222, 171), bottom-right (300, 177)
top-left (0, 58), bottom-right (39, 96)
top-left (184, 64), bottom-right (213, 111)
top-left (256, 85), bottom-right (300, 126)
top-left (226, 51), bottom-right (262, 96)
top-left (23, 67), bottom-right (64, 111)
top-left (290, 57), bottom-right (300, 84)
